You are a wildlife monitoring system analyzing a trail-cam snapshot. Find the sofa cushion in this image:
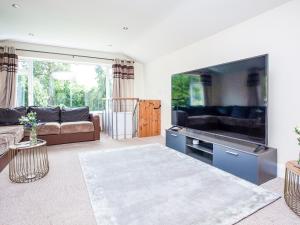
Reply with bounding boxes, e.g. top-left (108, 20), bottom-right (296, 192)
top-left (203, 106), bottom-right (219, 116)
top-left (24, 122), bottom-right (61, 136)
top-left (216, 106), bottom-right (232, 116)
top-left (38, 122), bottom-right (60, 135)
top-left (231, 106), bottom-right (249, 118)
top-left (0, 107), bottom-right (27, 126)
top-left (28, 106), bottom-right (60, 123)
top-left (186, 106), bottom-right (205, 116)
top-left (218, 116), bottom-right (259, 128)
top-left (0, 125), bottom-right (24, 139)
top-left (0, 134), bottom-right (14, 156)
top-left (0, 125), bottom-right (24, 155)
top-left (248, 107), bottom-right (265, 122)
top-left (187, 115), bottom-right (219, 126)
top-left (60, 121), bottom-right (94, 134)
top-left (60, 107), bottom-right (90, 122)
